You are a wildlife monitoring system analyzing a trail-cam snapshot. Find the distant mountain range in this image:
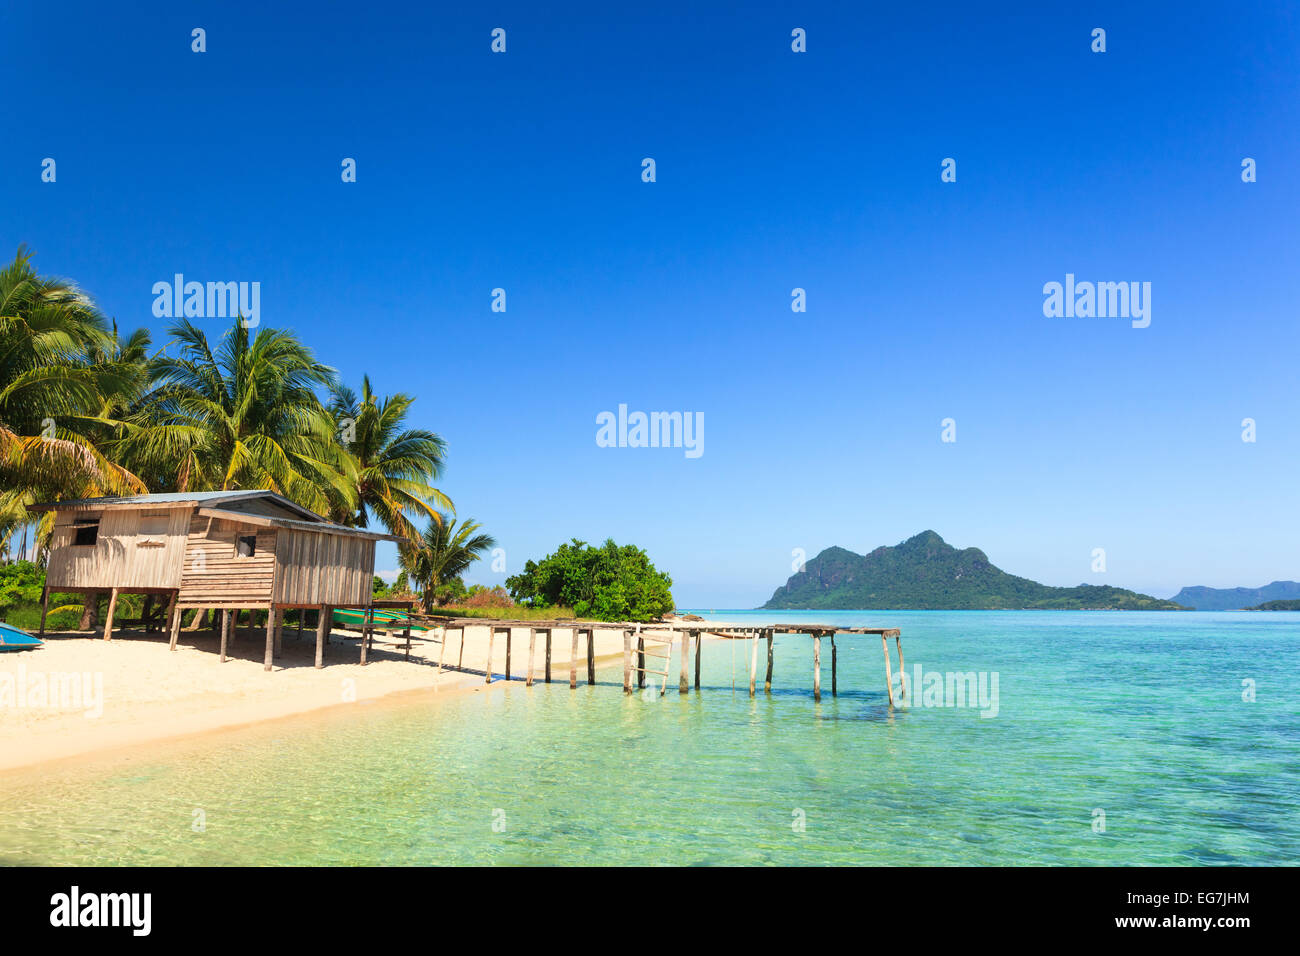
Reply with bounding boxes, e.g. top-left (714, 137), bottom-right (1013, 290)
top-left (1170, 581), bottom-right (1300, 611)
top-left (762, 531), bottom-right (1186, 610)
